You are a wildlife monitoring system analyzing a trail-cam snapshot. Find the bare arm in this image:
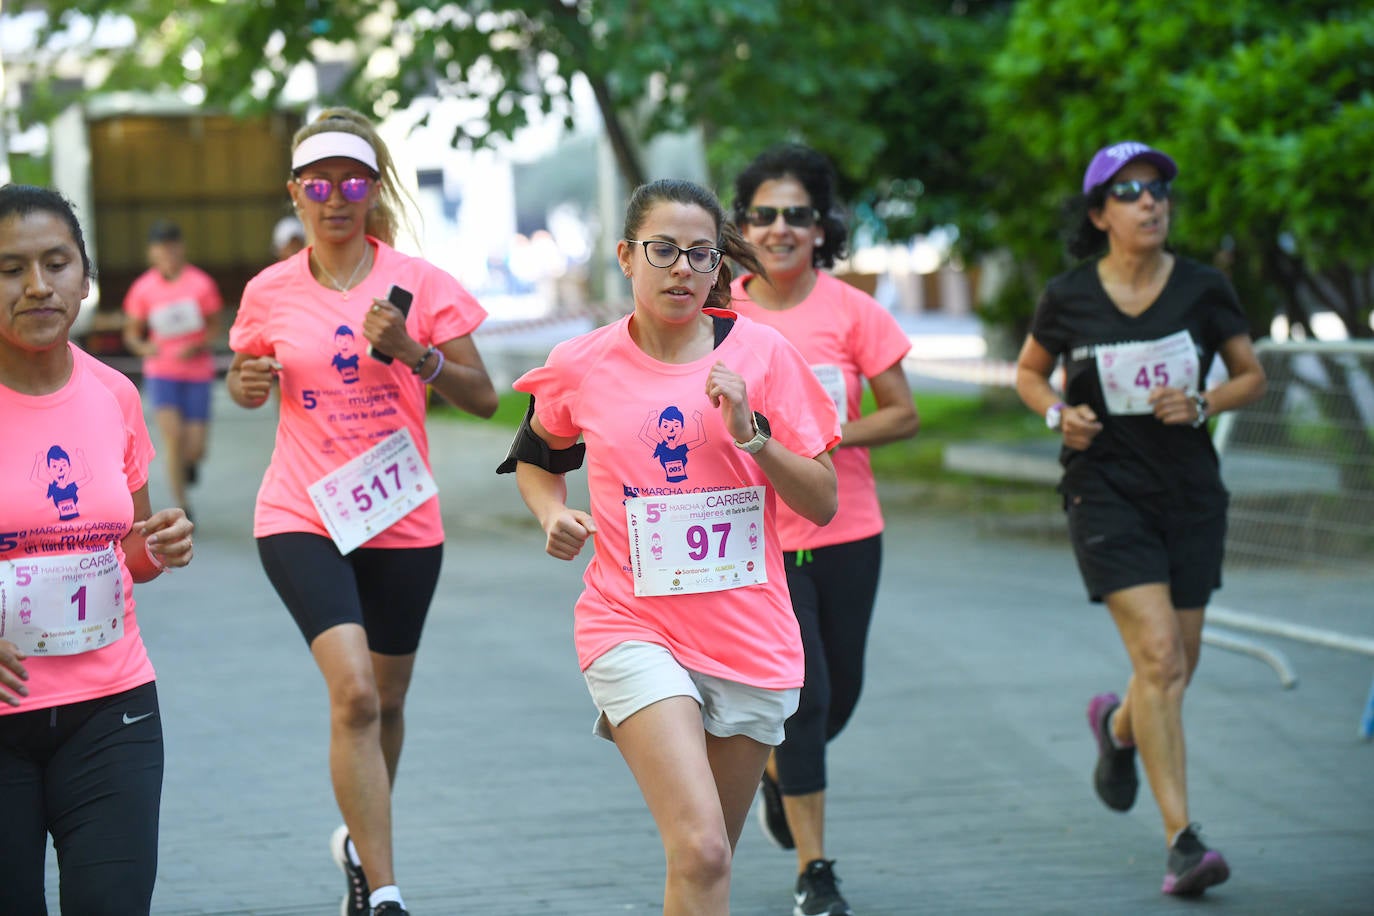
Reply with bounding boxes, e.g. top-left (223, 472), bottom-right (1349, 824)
top-left (837, 361), bottom-right (919, 449)
top-left (514, 415), bottom-right (597, 561)
top-left (421, 336), bottom-right (500, 419)
top-left (122, 315), bottom-right (156, 358)
top-left (1015, 334), bottom-right (1101, 451)
top-left (706, 361), bottom-right (837, 526)
top-left (226, 351), bottom-right (281, 409)
top-left (121, 484), bottom-right (195, 583)
top-left (1148, 332), bottom-right (1268, 426)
